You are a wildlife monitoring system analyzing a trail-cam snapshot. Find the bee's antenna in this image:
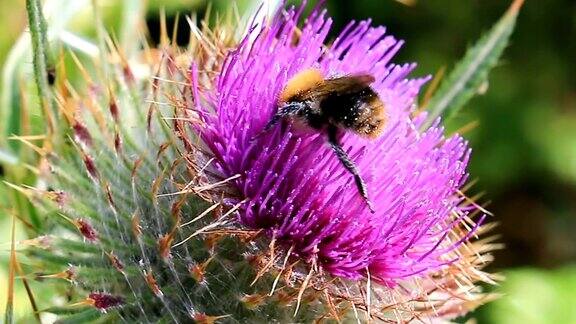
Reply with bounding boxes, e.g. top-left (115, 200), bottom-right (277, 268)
top-left (327, 126), bottom-right (375, 213)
